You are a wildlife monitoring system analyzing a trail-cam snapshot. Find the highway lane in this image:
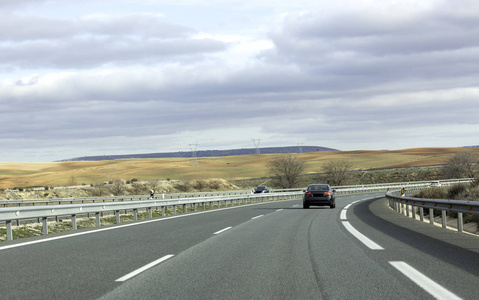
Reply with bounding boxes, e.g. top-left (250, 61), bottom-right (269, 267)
top-left (0, 192), bottom-right (477, 299)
